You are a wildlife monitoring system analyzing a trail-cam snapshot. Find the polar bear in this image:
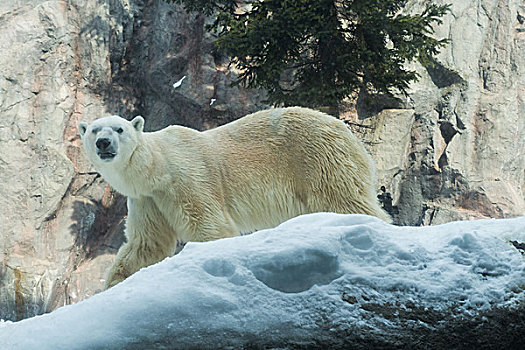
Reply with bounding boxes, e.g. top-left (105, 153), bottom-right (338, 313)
top-left (78, 107), bottom-right (390, 289)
